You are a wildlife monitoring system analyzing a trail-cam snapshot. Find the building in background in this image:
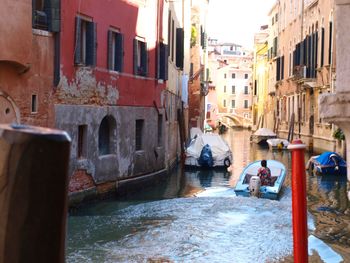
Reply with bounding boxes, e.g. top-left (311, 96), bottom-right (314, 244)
top-left (188, 0), bottom-right (210, 132)
top-left (165, 0), bottom-right (191, 168)
top-left (266, 2), bottom-right (280, 131)
top-left (207, 40), bottom-right (253, 128)
top-left (273, 0), bottom-right (337, 153)
top-left (252, 27), bottom-right (269, 131)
